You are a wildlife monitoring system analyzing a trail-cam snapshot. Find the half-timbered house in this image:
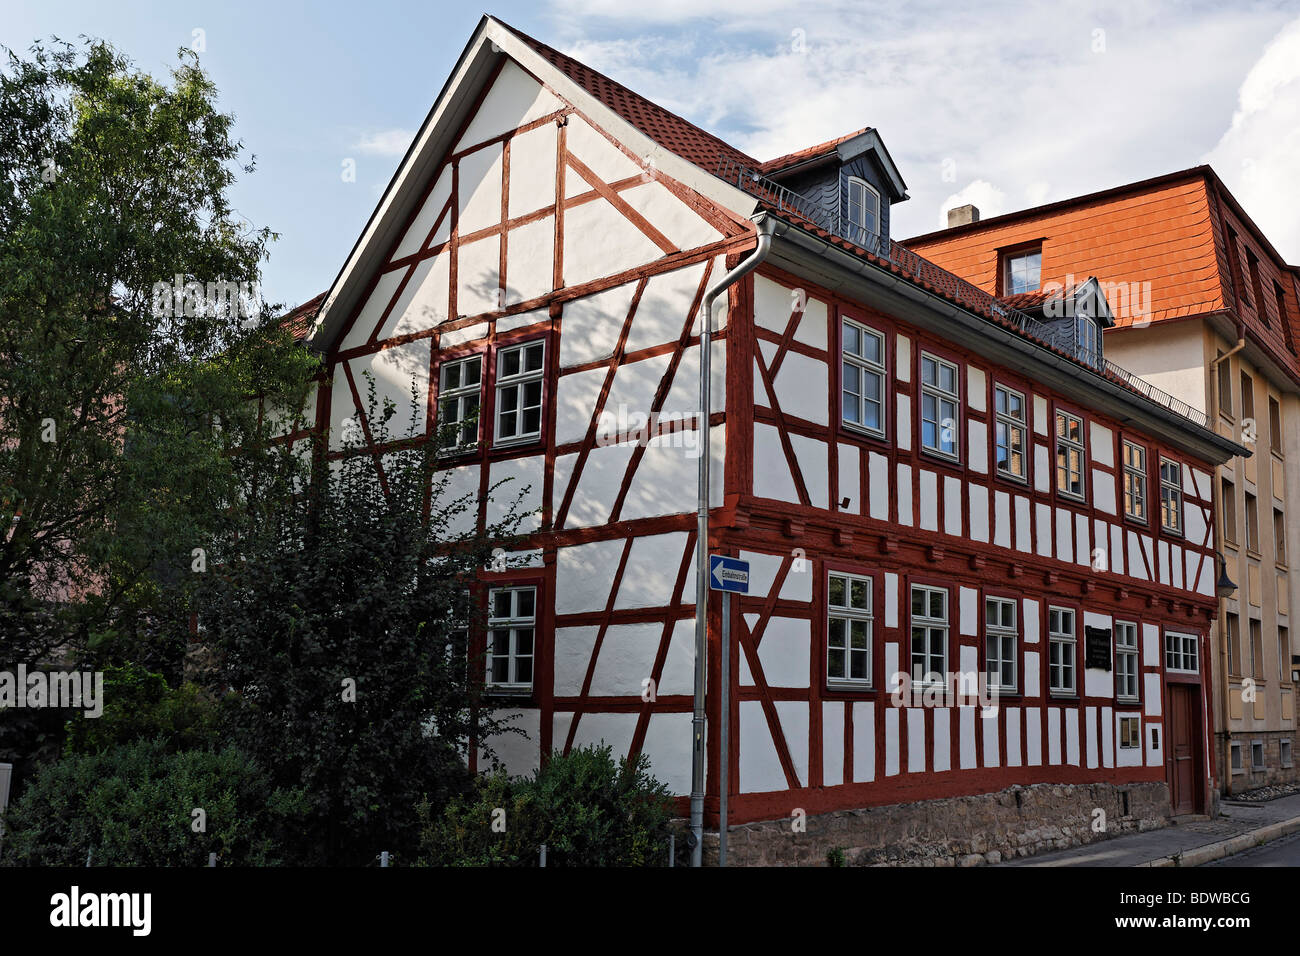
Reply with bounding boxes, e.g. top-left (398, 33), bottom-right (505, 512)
top-left (290, 16), bottom-right (1248, 863)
